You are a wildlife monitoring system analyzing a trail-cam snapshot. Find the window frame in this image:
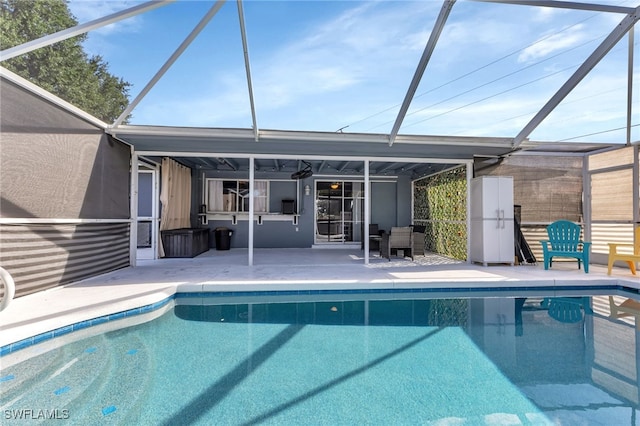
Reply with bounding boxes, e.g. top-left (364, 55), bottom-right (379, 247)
top-left (205, 178), bottom-right (270, 214)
